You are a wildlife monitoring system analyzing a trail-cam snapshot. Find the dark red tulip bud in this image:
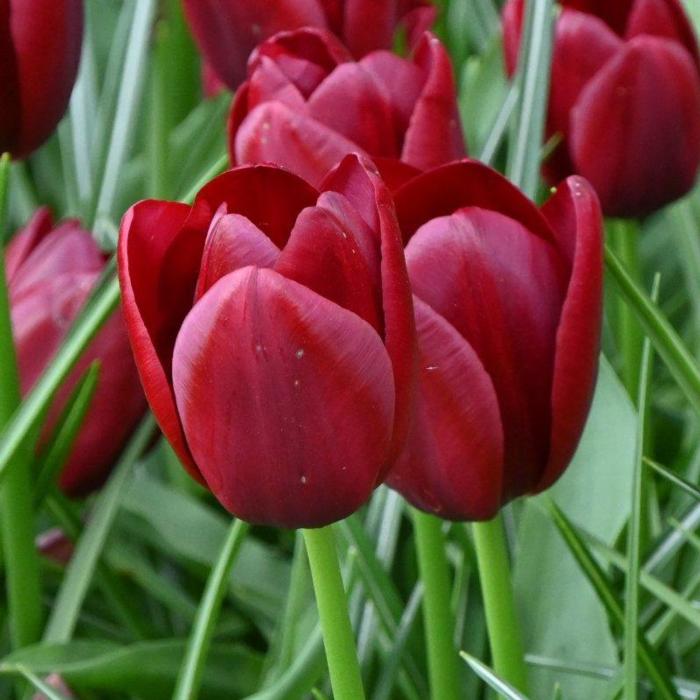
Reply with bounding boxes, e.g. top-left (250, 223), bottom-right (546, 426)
top-left (7, 209), bottom-right (146, 496)
top-left (118, 156), bottom-right (416, 529)
top-left (1, 0), bottom-right (83, 159)
top-left (503, 0), bottom-right (700, 218)
top-left (386, 161), bottom-right (603, 520)
top-left (36, 527), bottom-right (74, 567)
top-left (228, 28), bottom-right (465, 189)
top-left (183, 0), bottom-right (435, 91)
